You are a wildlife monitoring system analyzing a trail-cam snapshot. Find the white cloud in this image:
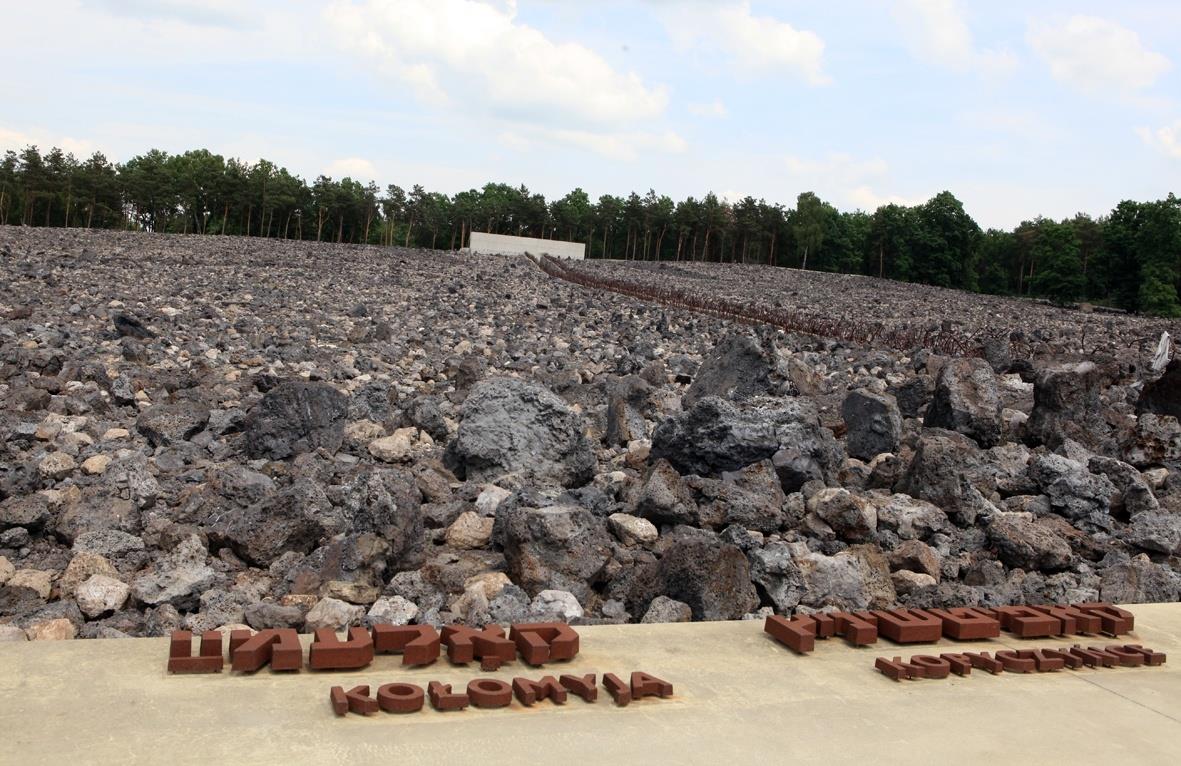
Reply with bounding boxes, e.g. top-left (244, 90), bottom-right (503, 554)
top-left (325, 157), bottom-right (378, 180)
top-left (499, 126), bottom-right (687, 161)
top-left (1029, 16), bottom-right (1171, 92)
top-left (893, 0), bottom-right (1016, 76)
top-left (688, 100), bottom-right (728, 118)
top-left (0, 126), bottom-right (100, 158)
top-left (325, 0), bottom-right (668, 126)
top-left (847, 186), bottom-right (926, 210)
top-left (1137, 120), bottom-right (1181, 160)
top-left (663, 2), bottom-right (829, 85)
